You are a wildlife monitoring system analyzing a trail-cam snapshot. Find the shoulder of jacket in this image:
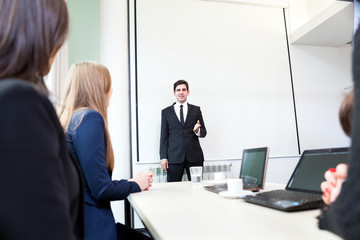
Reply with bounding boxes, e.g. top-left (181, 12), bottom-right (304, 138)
top-left (0, 79), bottom-right (54, 112)
top-left (82, 110), bottom-right (104, 122)
top-left (72, 109), bottom-right (104, 127)
top-left (83, 109), bottom-right (101, 116)
top-left (162, 104), bottom-right (175, 112)
top-left (0, 79), bottom-right (39, 98)
top-left (188, 103), bottom-right (200, 109)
